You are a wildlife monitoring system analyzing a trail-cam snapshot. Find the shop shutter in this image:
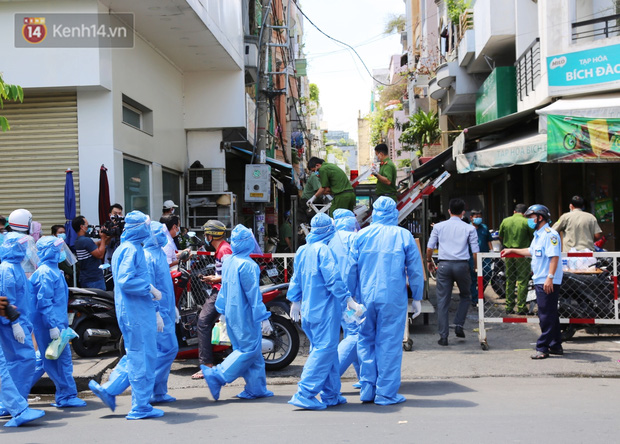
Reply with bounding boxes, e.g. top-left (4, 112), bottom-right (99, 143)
top-left (0, 93), bottom-right (79, 234)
